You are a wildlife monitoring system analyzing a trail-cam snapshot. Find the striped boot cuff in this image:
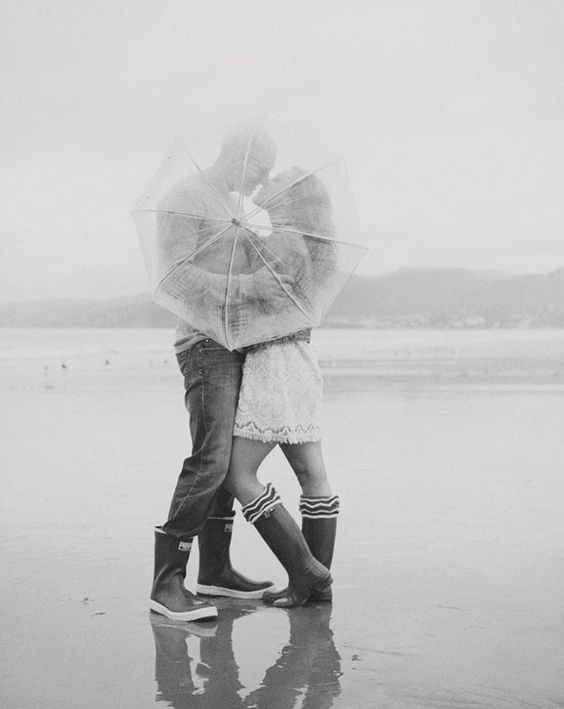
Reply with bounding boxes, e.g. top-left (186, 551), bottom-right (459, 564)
top-left (299, 495), bottom-right (340, 519)
top-left (242, 483), bottom-right (281, 525)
